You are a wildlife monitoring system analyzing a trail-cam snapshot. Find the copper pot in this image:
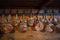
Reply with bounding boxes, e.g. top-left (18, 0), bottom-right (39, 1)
top-left (35, 22), bottom-right (44, 31)
top-left (18, 21), bottom-right (27, 32)
top-left (45, 23), bottom-right (54, 32)
top-left (2, 24), bottom-right (13, 33)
